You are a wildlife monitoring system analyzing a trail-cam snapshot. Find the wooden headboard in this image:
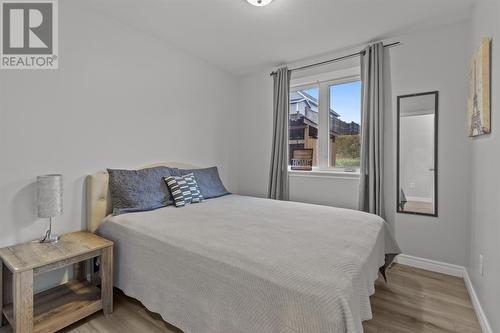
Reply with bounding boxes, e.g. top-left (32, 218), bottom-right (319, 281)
top-left (86, 162), bottom-right (199, 233)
